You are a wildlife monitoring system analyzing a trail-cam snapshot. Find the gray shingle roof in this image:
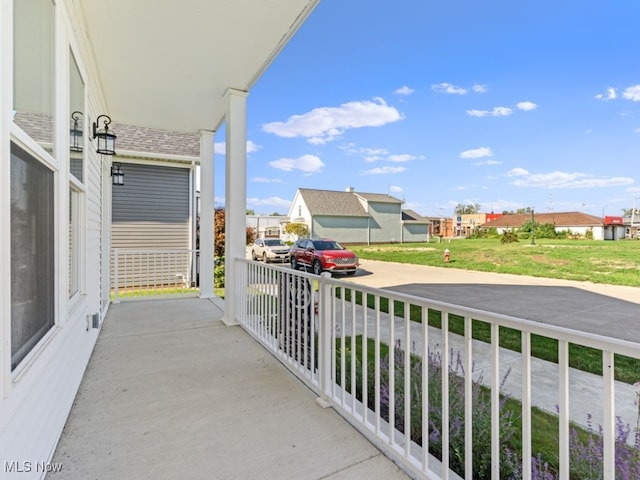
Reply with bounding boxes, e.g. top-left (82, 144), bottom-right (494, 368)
top-left (402, 209), bottom-right (430, 223)
top-left (481, 211), bottom-right (603, 227)
top-left (113, 123), bottom-right (200, 158)
top-left (298, 188), bottom-right (368, 216)
top-left (355, 192), bottom-right (403, 204)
